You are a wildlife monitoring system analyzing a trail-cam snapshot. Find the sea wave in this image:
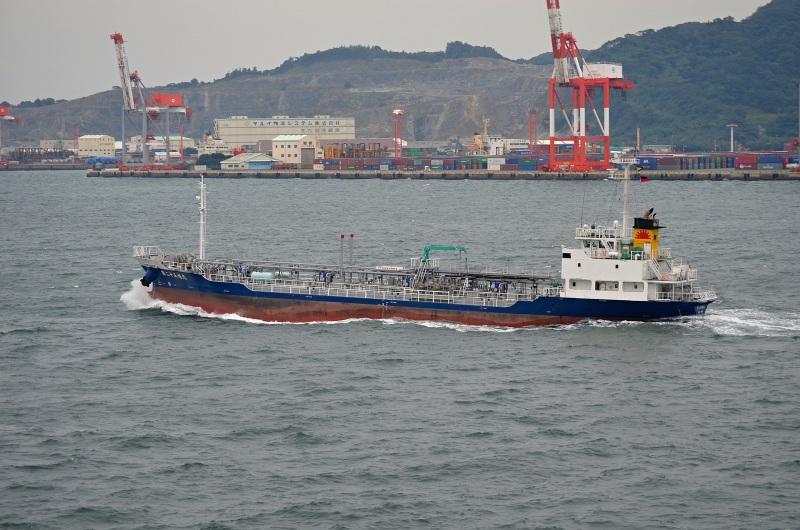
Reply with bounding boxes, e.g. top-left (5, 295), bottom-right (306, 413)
top-left (697, 308), bottom-right (800, 337)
